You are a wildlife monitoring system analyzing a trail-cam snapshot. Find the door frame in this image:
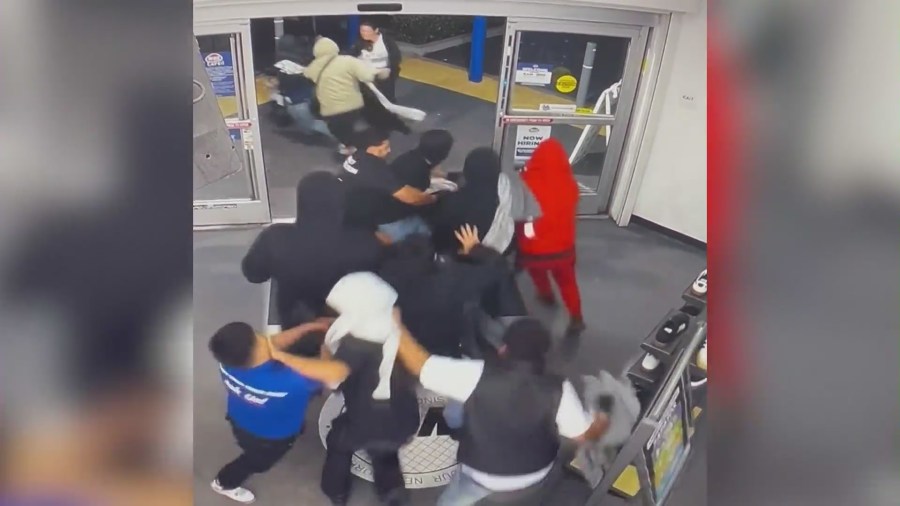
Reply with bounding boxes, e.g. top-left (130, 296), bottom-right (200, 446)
top-left (193, 20), bottom-right (271, 227)
top-left (492, 18), bottom-right (649, 214)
